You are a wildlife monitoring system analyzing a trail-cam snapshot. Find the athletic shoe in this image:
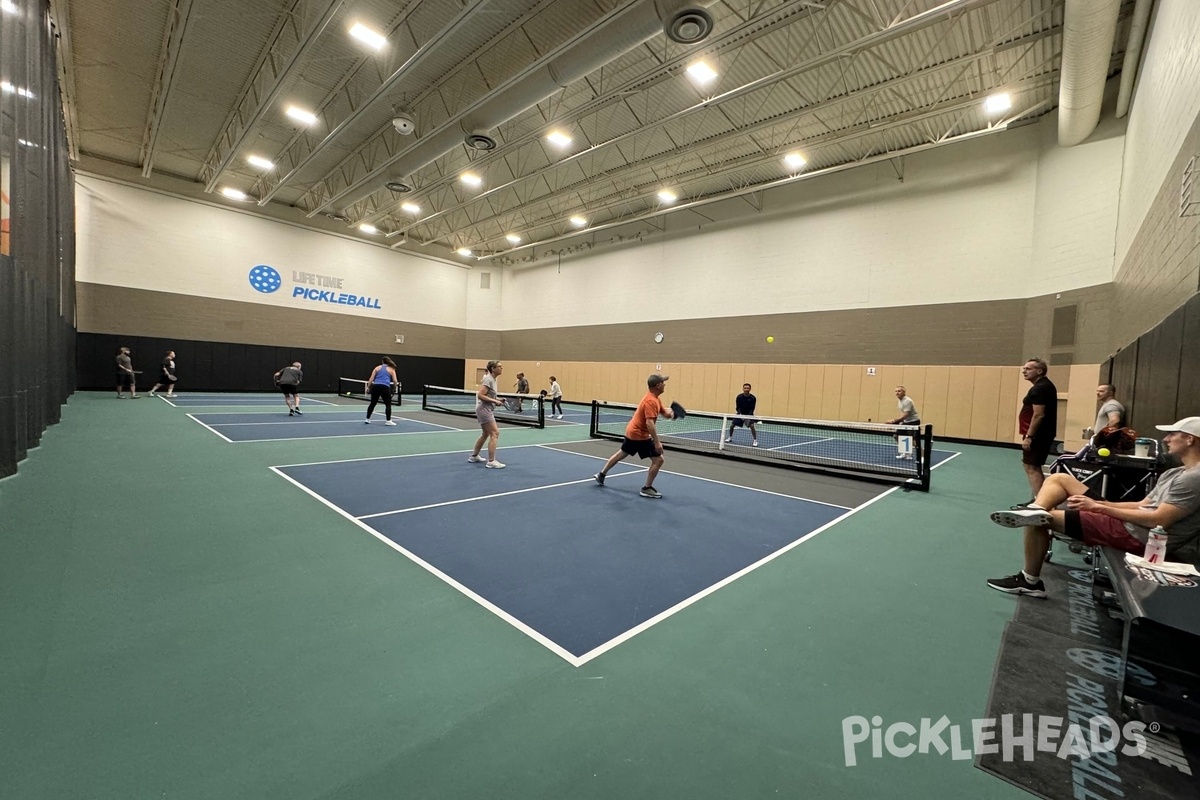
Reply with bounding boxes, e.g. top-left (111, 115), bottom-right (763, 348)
top-left (752, 441), bottom-right (759, 447)
top-left (639, 486), bottom-right (662, 499)
top-left (467, 455), bottom-right (485, 463)
top-left (148, 390), bottom-right (156, 396)
top-left (986, 573), bottom-right (1047, 598)
top-left (486, 460), bottom-right (506, 469)
top-left (1009, 500), bottom-right (1040, 511)
top-left (289, 410), bottom-right (294, 416)
top-left (557, 414), bottom-right (564, 420)
top-left (384, 420), bottom-right (396, 426)
top-left (364, 419), bottom-right (371, 424)
top-left (989, 509), bottom-right (1054, 528)
top-left (593, 472), bottom-right (605, 486)
top-left (293, 408), bottom-right (302, 415)
top-left (895, 454), bottom-right (906, 459)
top-left (724, 437), bottom-right (732, 443)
